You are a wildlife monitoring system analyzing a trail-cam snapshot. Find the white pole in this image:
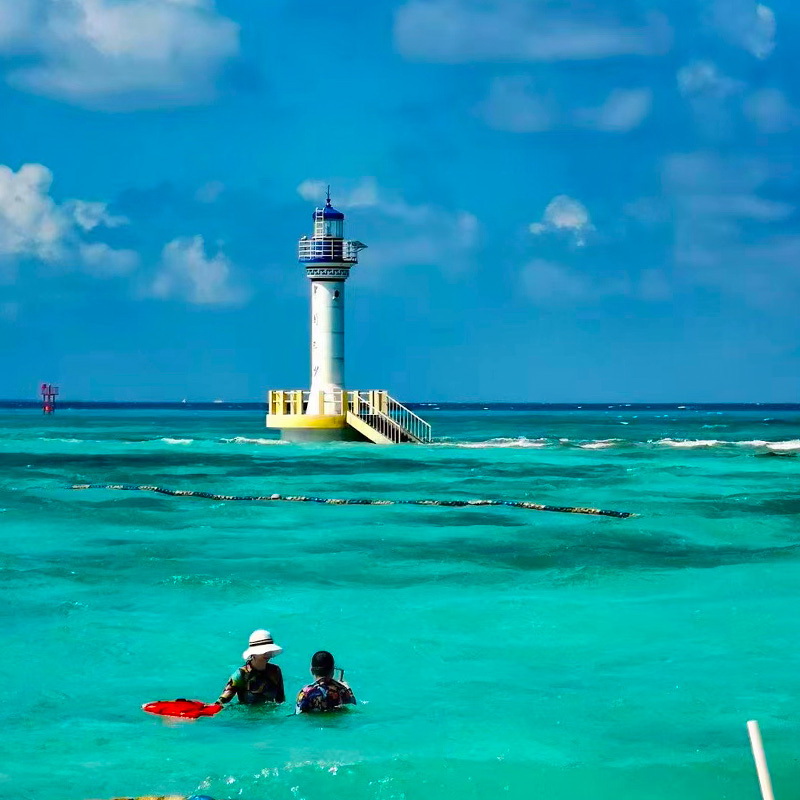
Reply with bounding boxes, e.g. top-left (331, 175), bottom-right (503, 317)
top-left (747, 720), bottom-right (776, 800)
